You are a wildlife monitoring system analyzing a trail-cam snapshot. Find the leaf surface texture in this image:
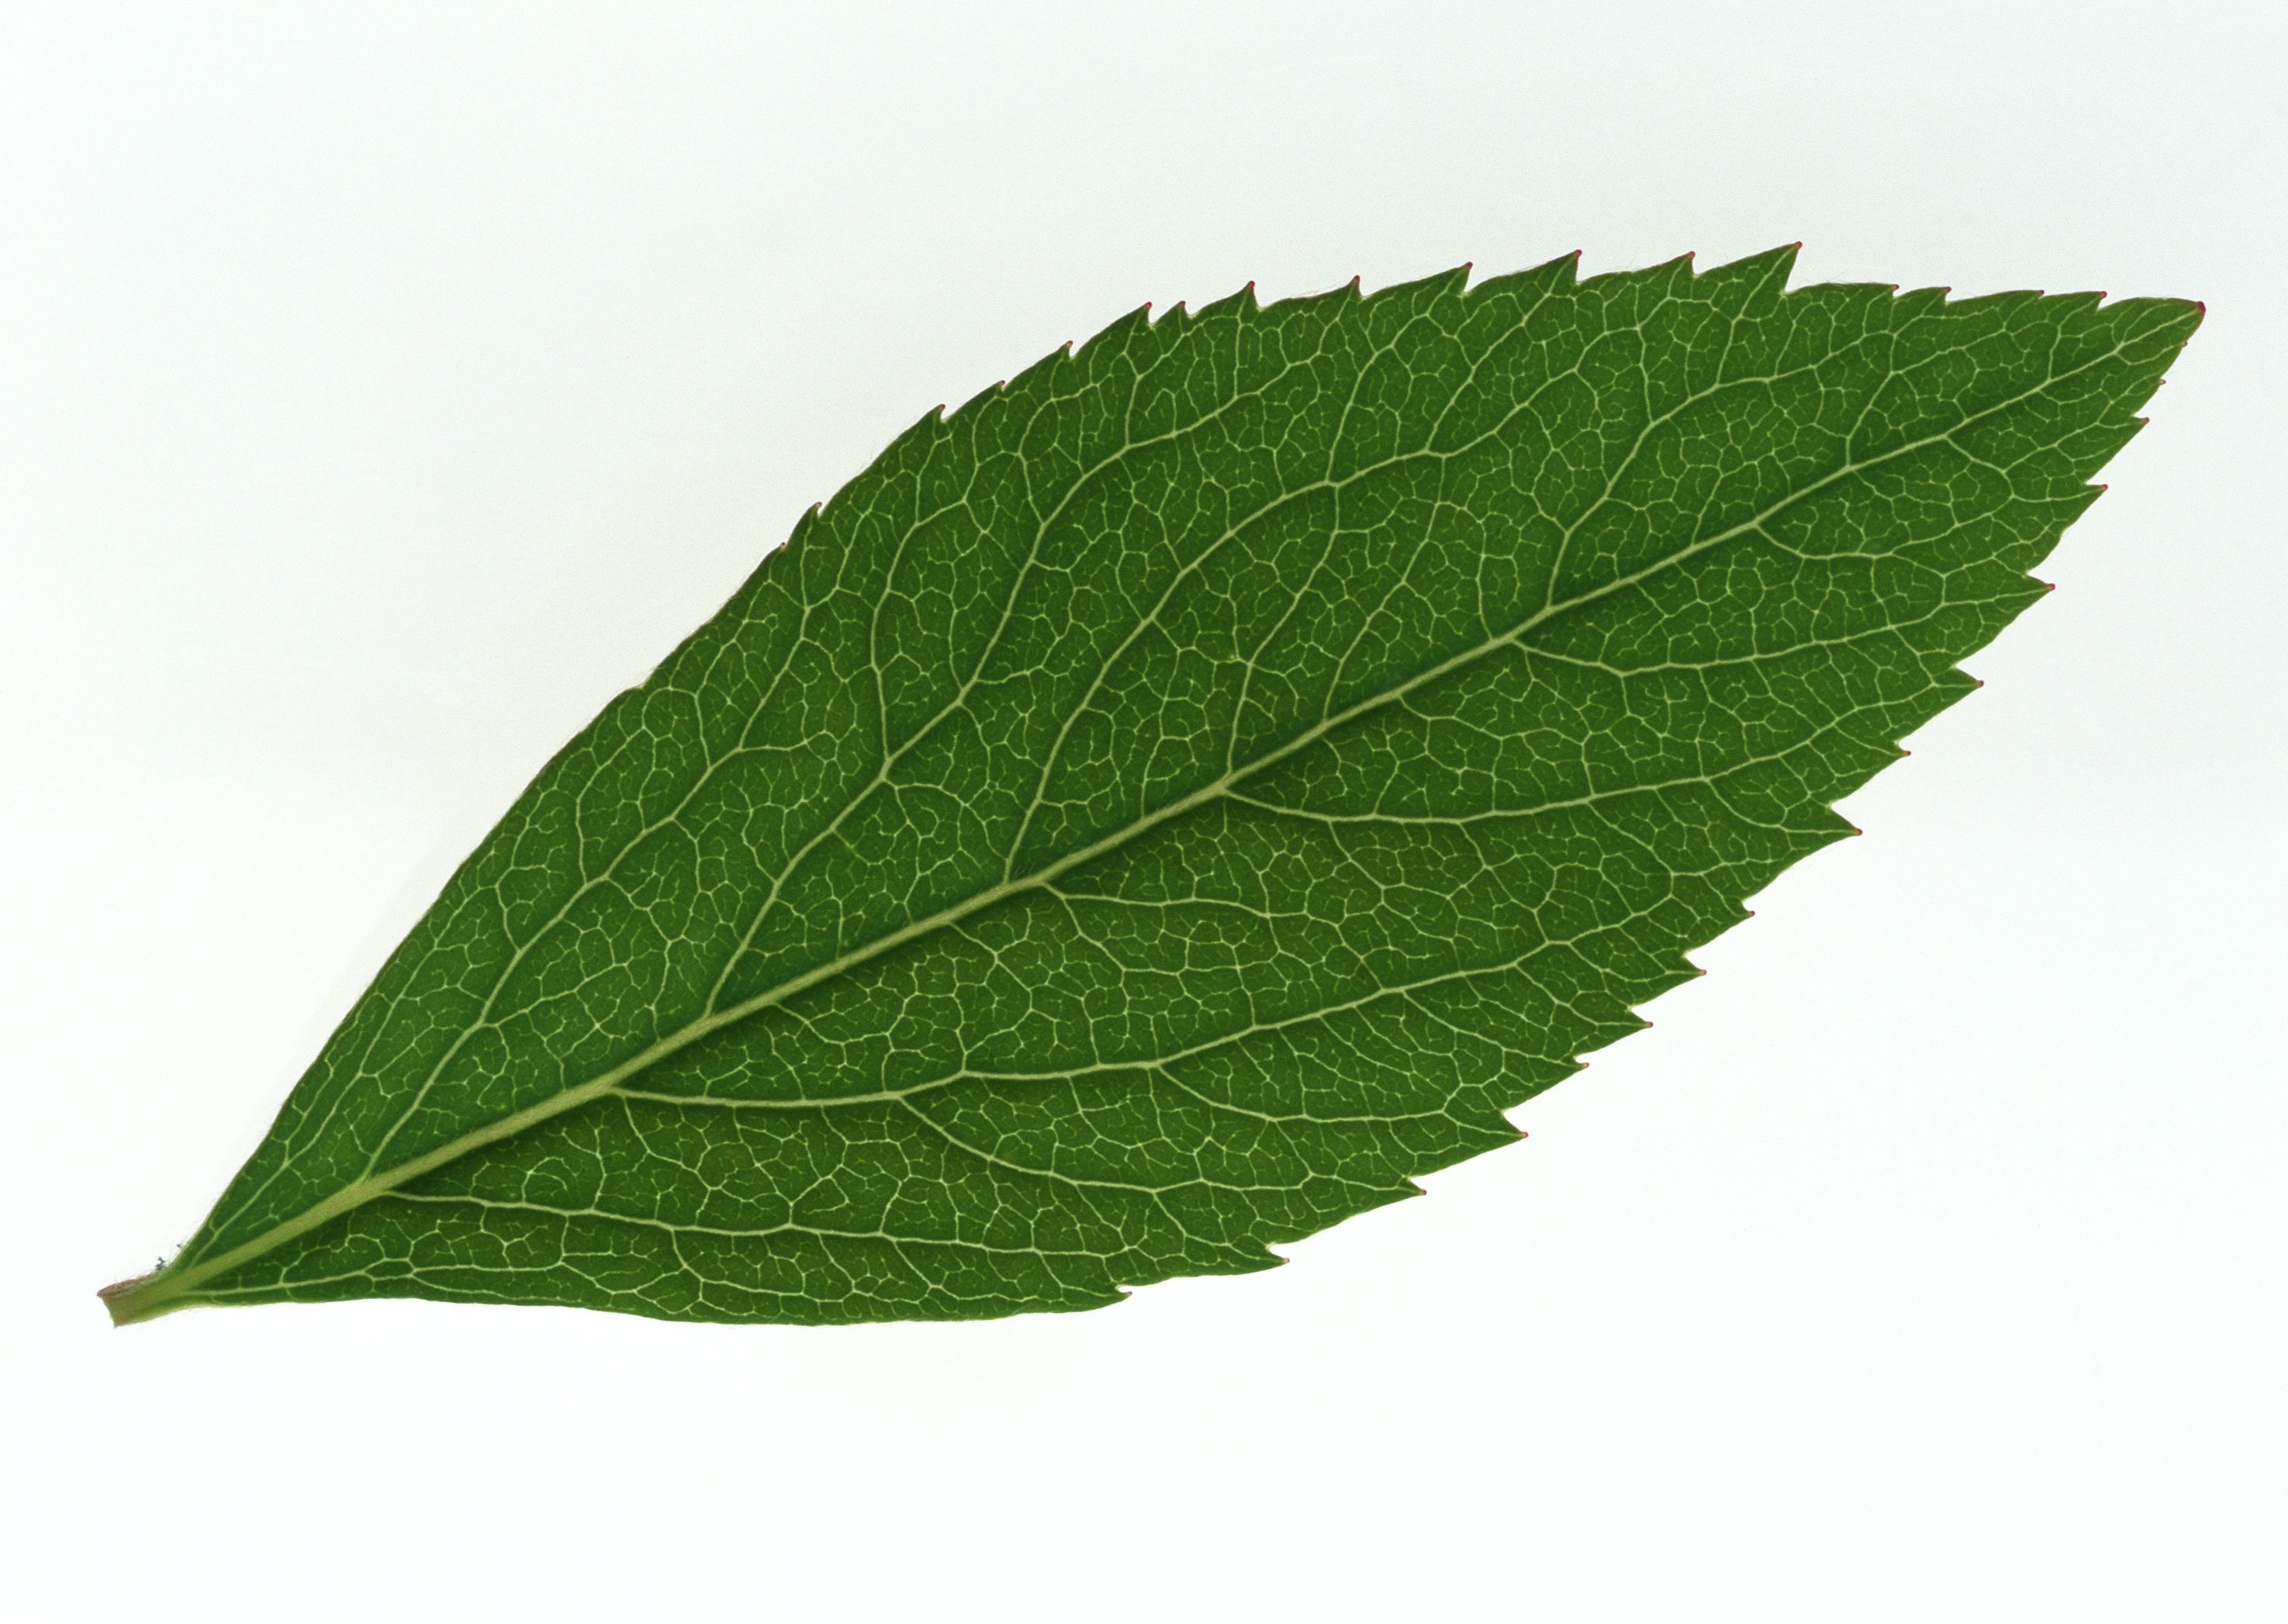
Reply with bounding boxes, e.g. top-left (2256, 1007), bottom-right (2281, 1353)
top-left (106, 248), bottom-right (2198, 1325)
